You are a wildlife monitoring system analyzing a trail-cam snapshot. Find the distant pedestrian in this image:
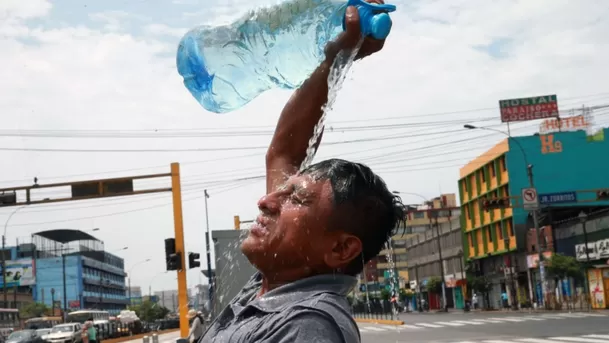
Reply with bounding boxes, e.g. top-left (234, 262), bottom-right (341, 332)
top-left (187, 309), bottom-right (204, 343)
top-left (86, 318), bottom-right (97, 343)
